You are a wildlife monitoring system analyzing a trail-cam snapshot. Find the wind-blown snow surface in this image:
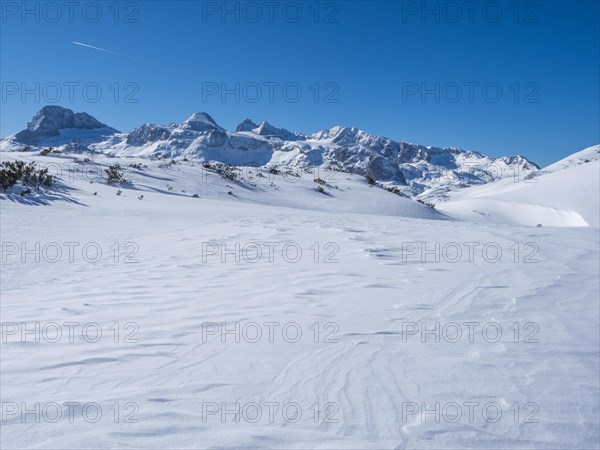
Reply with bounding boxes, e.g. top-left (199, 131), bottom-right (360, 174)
top-left (436, 145), bottom-right (600, 227)
top-left (1, 152), bottom-right (599, 449)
